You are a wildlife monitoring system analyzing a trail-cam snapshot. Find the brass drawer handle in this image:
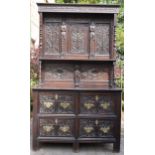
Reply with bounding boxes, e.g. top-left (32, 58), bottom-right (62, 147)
top-left (59, 126), bottom-right (70, 133)
top-left (100, 126), bottom-right (110, 133)
top-left (55, 118), bottom-right (58, 125)
top-left (43, 125), bottom-right (54, 132)
top-left (60, 102), bottom-right (70, 109)
top-left (95, 120), bottom-right (99, 125)
top-left (95, 95), bottom-right (99, 101)
top-left (55, 94), bottom-right (58, 100)
top-left (100, 102), bottom-right (110, 110)
top-left (43, 101), bottom-right (54, 109)
top-left (84, 126), bottom-right (94, 133)
top-left (84, 102), bottom-right (94, 110)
